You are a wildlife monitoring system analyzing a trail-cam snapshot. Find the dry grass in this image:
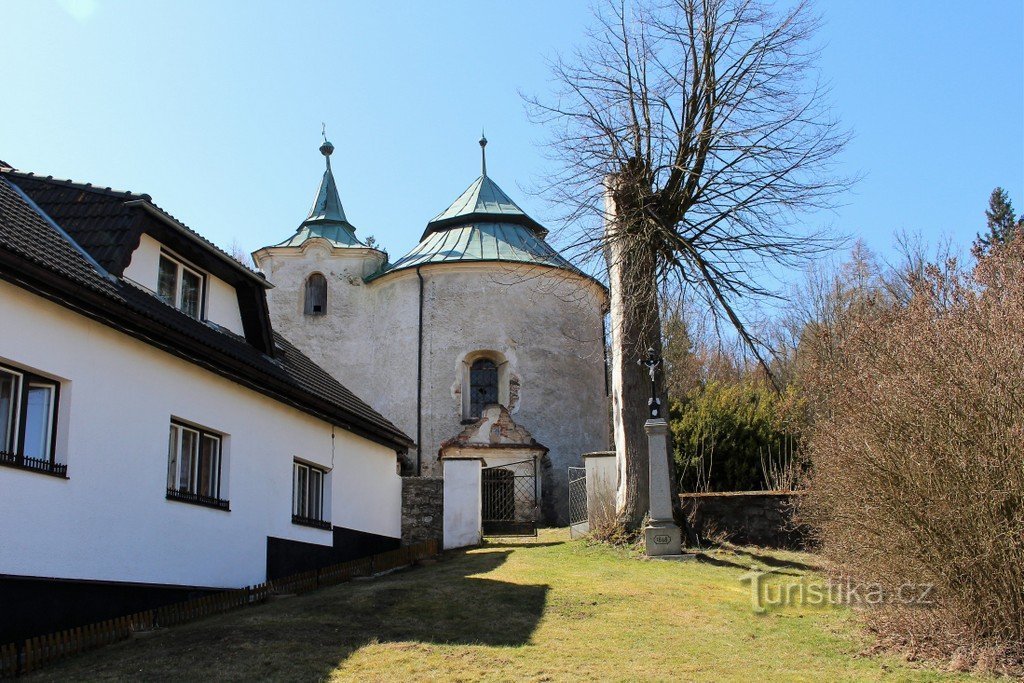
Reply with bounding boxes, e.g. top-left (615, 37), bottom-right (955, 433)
top-left (23, 530), bottom-right (992, 682)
